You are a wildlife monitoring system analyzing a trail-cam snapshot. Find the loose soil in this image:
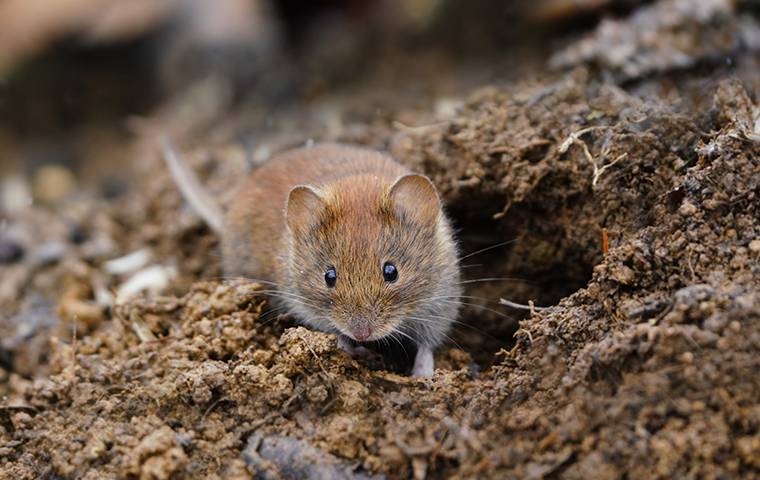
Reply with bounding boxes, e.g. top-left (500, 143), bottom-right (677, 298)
top-left (1, 2), bottom-right (759, 479)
